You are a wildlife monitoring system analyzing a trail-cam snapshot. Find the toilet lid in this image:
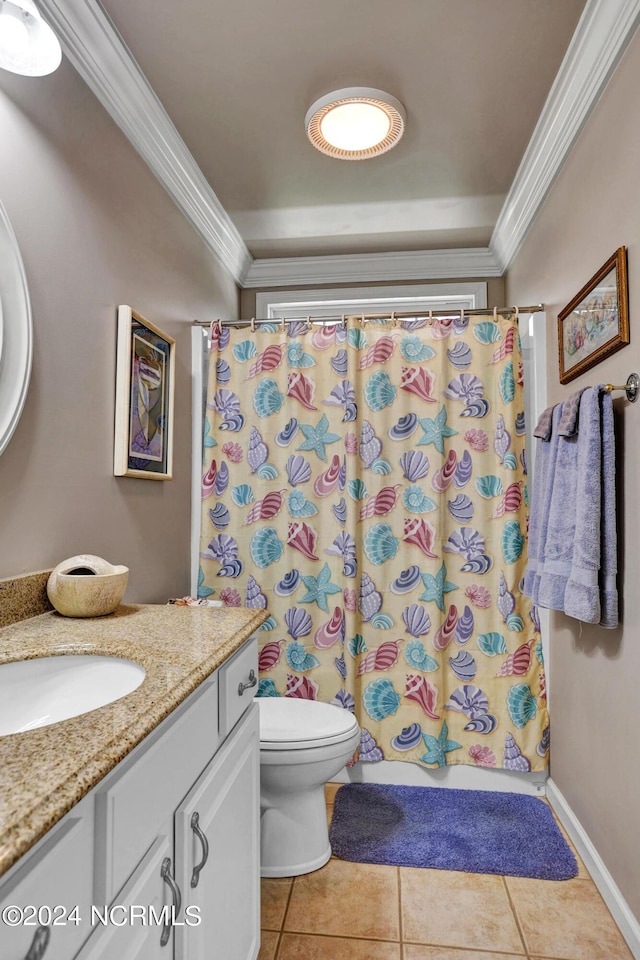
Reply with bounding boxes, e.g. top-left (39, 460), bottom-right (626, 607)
top-left (259, 697), bottom-right (359, 750)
